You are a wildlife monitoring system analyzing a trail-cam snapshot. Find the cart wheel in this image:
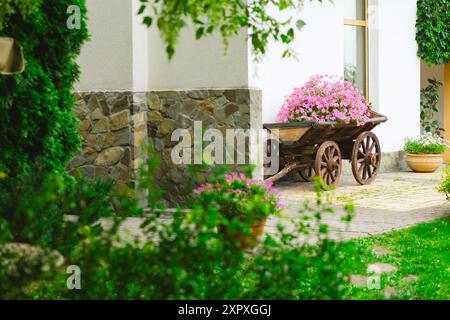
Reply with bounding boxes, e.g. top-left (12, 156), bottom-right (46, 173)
top-left (351, 131), bottom-right (381, 185)
top-left (315, 141), bottom-right (342, 187)
top-left (264, 138), bottom-right (280, 179)
top-left (298, 166), bottom-right (316, 182)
